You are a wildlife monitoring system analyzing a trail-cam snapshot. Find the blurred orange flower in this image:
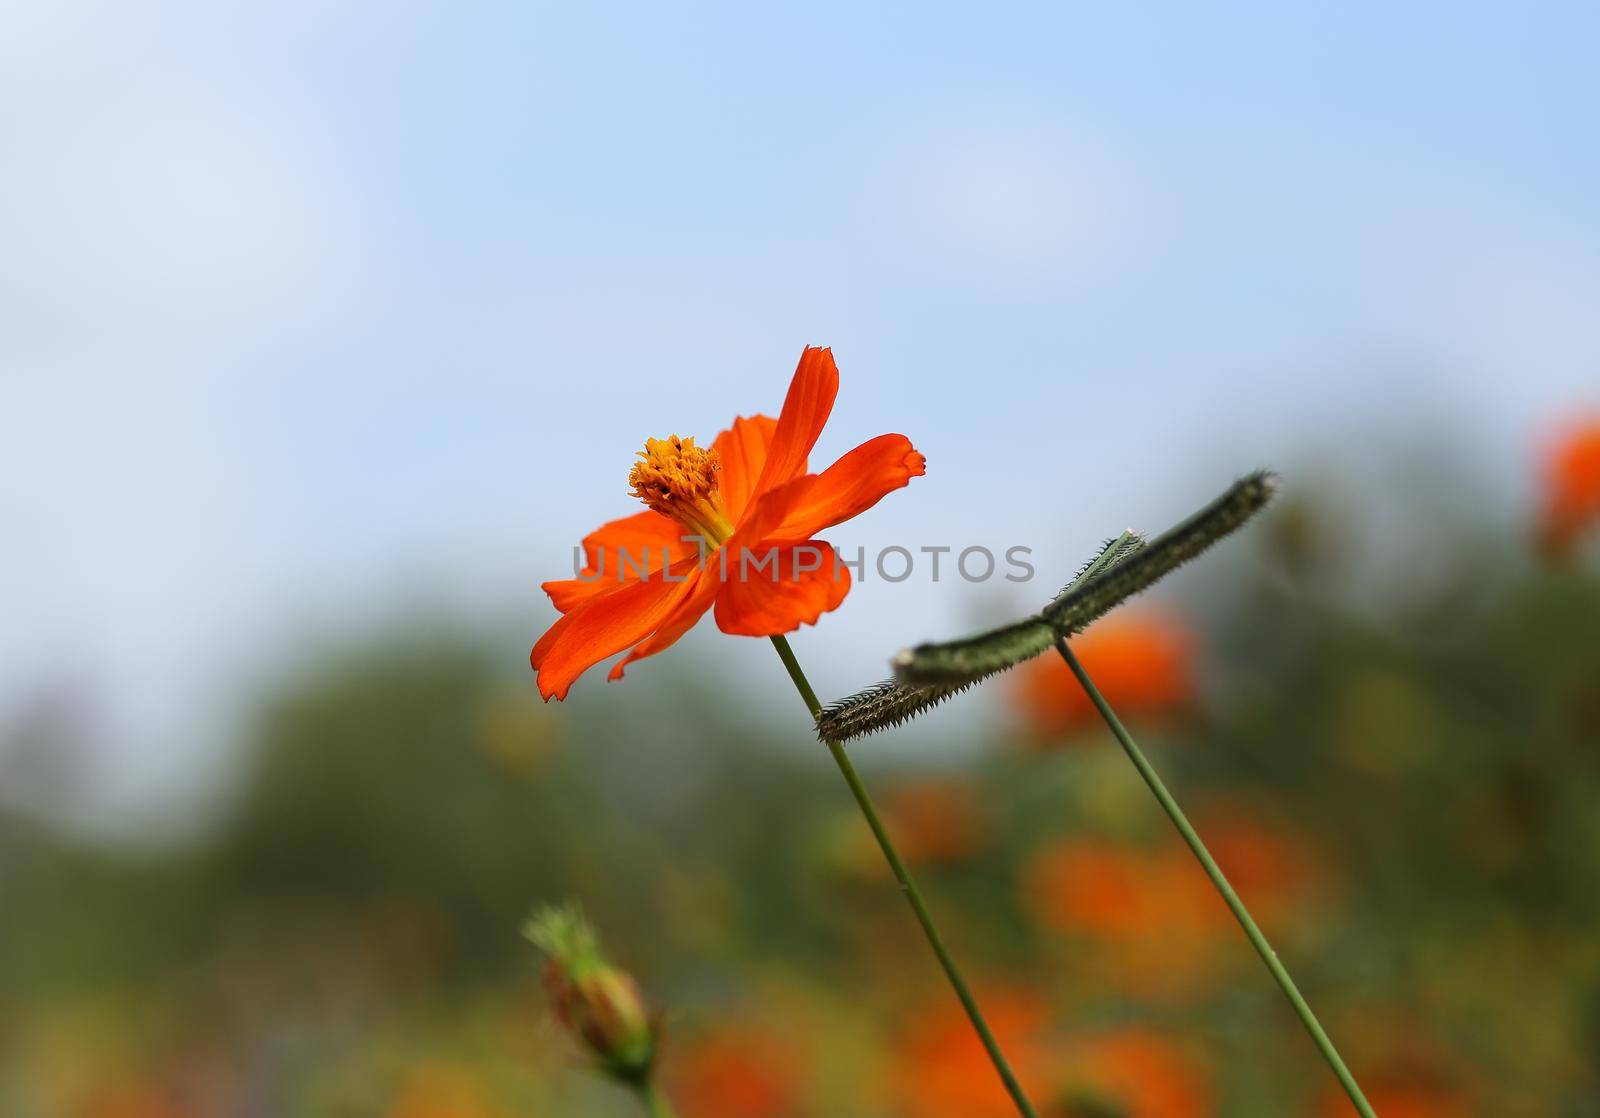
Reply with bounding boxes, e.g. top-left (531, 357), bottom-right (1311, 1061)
top-left (892, 991), bottom-right (1049, 1118)
top-left (1022, 837), bottom-right (1213, 941)
top-left (884, 775), bottom-right (987, 868)
top-left (1536, 416), bottom-right (1600, 557)
top-left (829, 774), bottom-right (987, 882)
top-left (1014, 612), bottom-right (1195, 741)
top-left (1022, 814), bottom-right (1317, 1001)
top-left (670, 1028), bottom-right (805, 1118)
top-left (1057, 1028), bottom-right (1213, 1118)
top-left (386, 1064), bottom-right (509, 1118)
top-left (76, 1081), bottom-right (185, 1118)
top-left (1190, 804), bottom-right (1322, 932)
top-left (532, 346), bottom-right (925, 699)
